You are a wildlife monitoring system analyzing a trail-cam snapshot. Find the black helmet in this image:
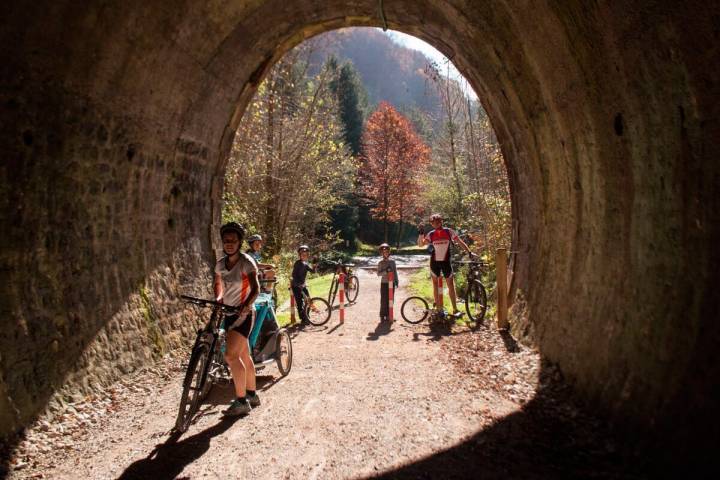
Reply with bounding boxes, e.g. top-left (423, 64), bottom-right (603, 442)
top-left (297, 244), bottom-right (310, 253)
top-left (379, 243), bottom-right (390, 251)
top-left (247, 234), bottom-right (262, 243)
top-left (220, 222), bottom-right (245, 239)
